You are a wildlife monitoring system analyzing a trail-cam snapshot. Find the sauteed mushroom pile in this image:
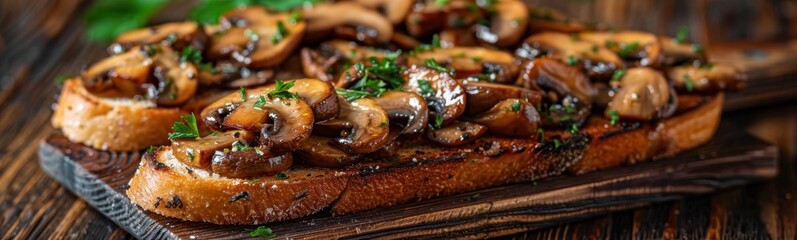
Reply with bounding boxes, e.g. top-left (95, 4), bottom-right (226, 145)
top-left (78, 1), bottom-right (745, 178)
